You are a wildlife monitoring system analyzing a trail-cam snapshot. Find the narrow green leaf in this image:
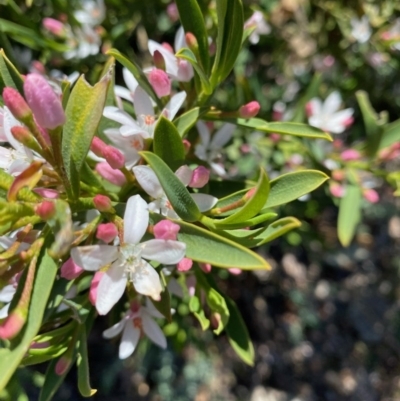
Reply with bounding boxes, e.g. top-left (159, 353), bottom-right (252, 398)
top-left (0, 48), bottom-right (24, 93)
top-left (379, 118), bottom-right (400, 150)
top-left (106, 48), bottom-right (162, 109)
top-left (0, 250), bottom-right (58, 391)
top-left (338, 185), bottom-right (362, 247)
top-left (77, 326), bottom-right (97, 397)
top-left (262, 170), bottom-right (329, 210)
top-left (175, 0), bottom-right (210, 72)
top-left (140, 151), bottom-right (201, 222)
top-left (189, 295), bottom-right (210, 330)
top-left (62, 69), bottom-right (112, 199)
top-left (176, 48), bottom-right (212, 94)
top-left (153, 116), bottom-right (185, 171)
top-left (211, 212), bottom-right (277, 230)
top-left (173, 107), bottom-right (204, 137)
